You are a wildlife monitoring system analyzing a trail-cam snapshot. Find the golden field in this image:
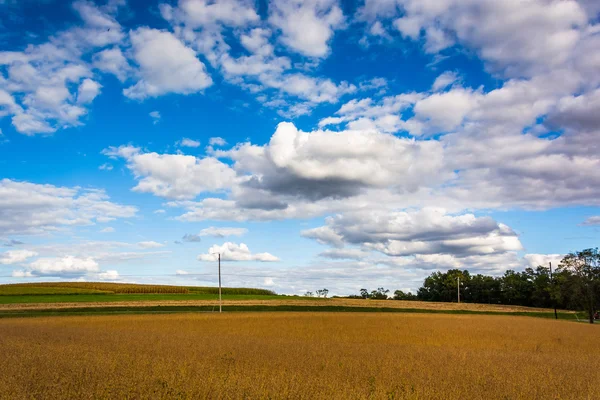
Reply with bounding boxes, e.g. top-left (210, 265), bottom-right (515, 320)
top-left (0, 296), bottom-right (569, 313)
top-left (0, 313), bottom-right (598, 399)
